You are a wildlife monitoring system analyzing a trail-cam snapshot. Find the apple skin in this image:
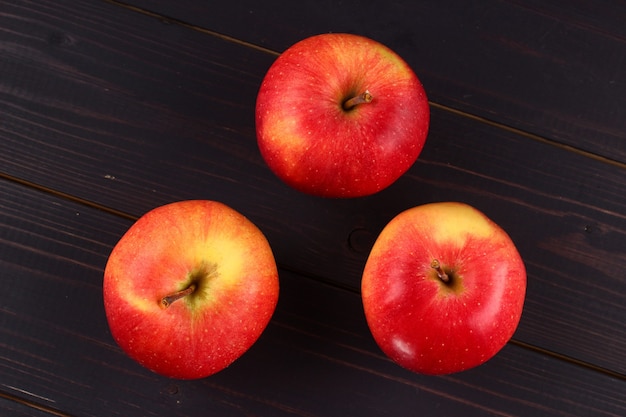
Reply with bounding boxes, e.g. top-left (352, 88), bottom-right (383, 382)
top-left (361, 202), bottom-right (526, 375)
top-left (103, 200), bottom-right (279, 379)
top-left (255, 33), bottom-right (429, 198)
